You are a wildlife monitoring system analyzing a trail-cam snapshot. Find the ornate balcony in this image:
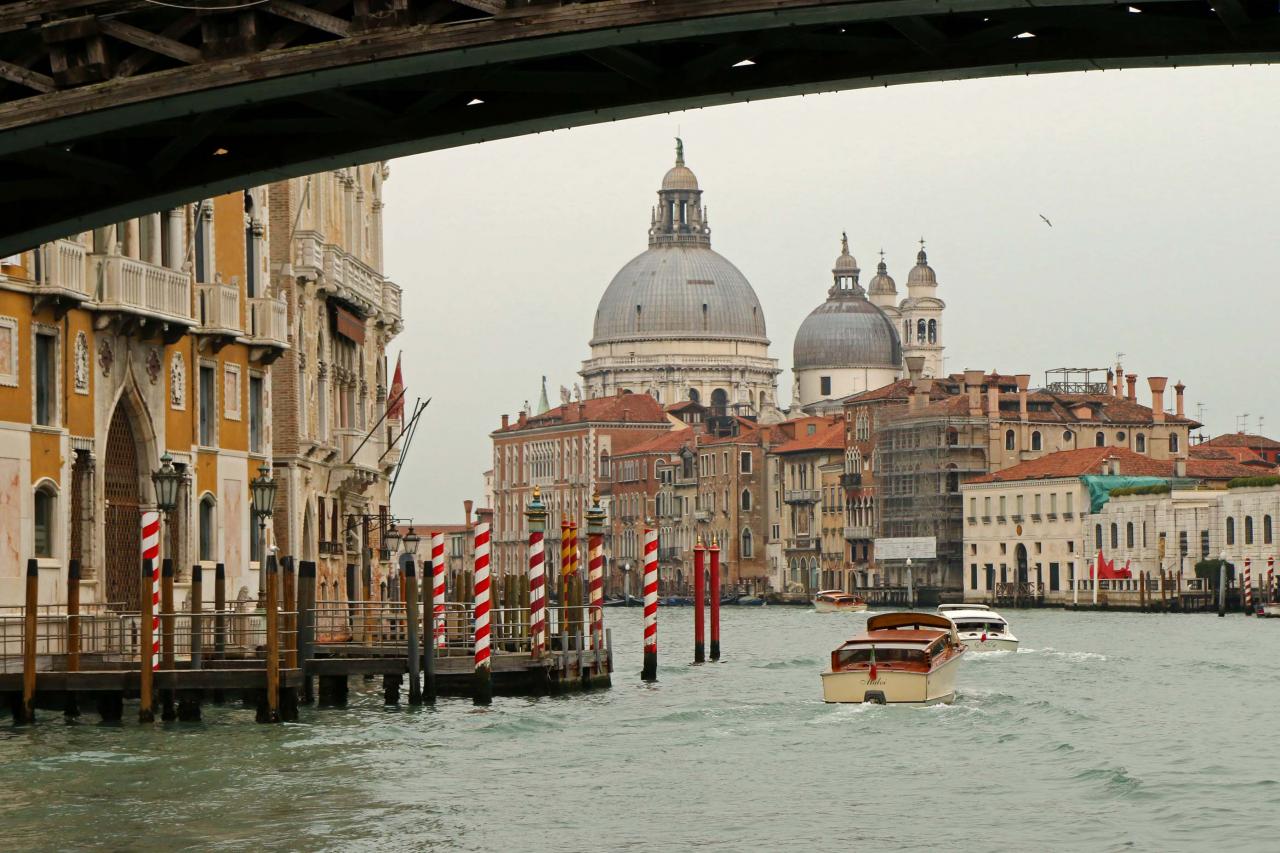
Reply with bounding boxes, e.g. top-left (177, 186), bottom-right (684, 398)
top-left (194, 280), bottom-right (240, 351)
top-left (786, 536), bottom-right (819, 551)
top-left (246, 295), bottom-right (288, 363)
top-left (90, 253), bottom-right (193, 342)
top-left (843, 525), bottom-right (874, 541)
top-left (784, 489), bottom-right (820, 504)
top-left (381, 279), bottom-right (402, 333)
top-left (32, 239), bottom-right (91, 316)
